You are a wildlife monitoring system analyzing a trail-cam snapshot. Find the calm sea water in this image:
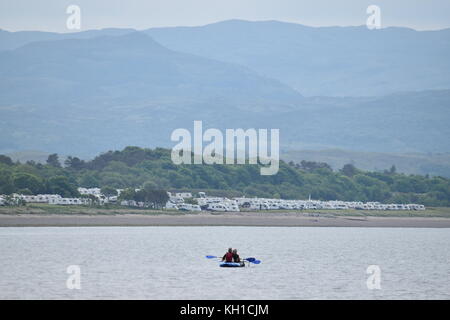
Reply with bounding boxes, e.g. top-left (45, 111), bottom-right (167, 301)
top-left (0, 227), bottom-right (449, 299)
